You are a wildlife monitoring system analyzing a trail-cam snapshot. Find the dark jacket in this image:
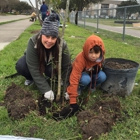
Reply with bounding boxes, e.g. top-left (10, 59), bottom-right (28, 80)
top-left (26, 33), bottom-right (72, 94)
top-left (40, 4), bottom-right (48, 13)
top-left (51, 10), bottom-right (60, 21)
